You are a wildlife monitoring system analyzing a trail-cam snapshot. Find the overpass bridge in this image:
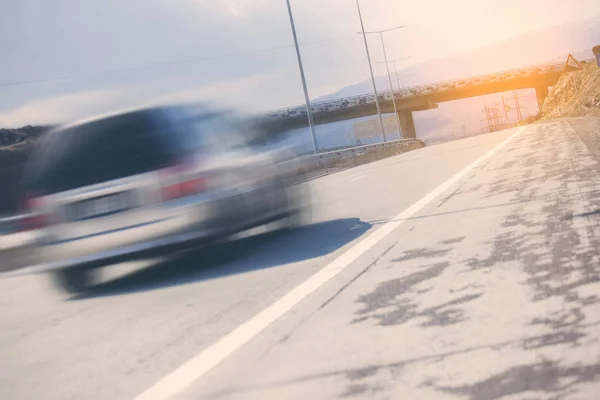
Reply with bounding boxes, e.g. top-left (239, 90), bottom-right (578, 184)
top-left (261, 60), bottom-right (570, 138)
